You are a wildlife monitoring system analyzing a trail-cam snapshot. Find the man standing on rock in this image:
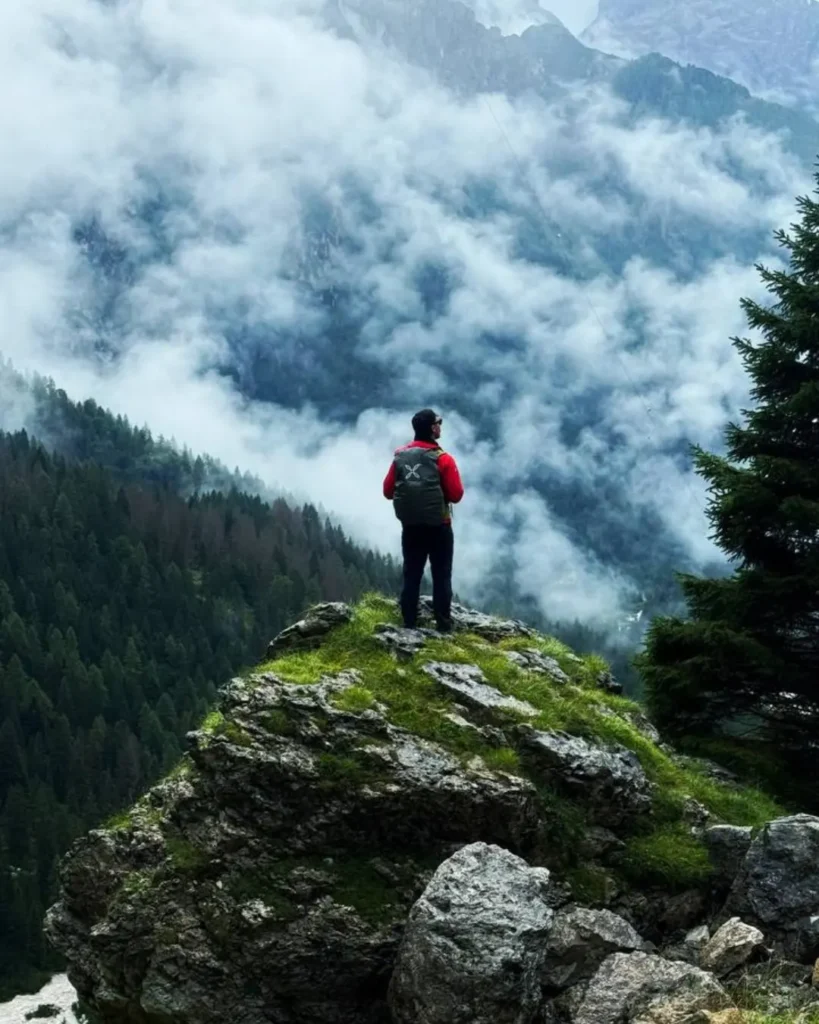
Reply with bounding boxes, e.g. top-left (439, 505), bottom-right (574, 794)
top-left (383, 409), bottom-right (464, 633)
